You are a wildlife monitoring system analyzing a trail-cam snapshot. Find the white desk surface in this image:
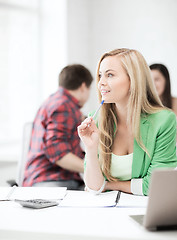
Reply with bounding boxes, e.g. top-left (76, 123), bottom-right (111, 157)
top-left (0, 190), bottom-right (177, 240)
